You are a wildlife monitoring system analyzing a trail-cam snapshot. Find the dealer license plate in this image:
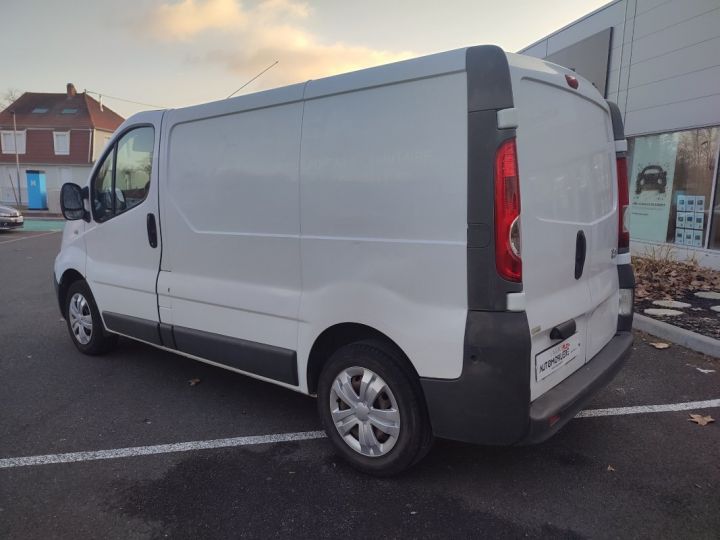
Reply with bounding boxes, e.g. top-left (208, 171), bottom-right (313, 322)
top-left (535, 333), bottom-right (581, 381)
